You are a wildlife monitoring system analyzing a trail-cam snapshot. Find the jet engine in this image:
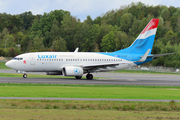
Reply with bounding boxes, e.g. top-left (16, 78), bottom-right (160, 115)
top-left (63, 66), bottom-right (83, 76)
